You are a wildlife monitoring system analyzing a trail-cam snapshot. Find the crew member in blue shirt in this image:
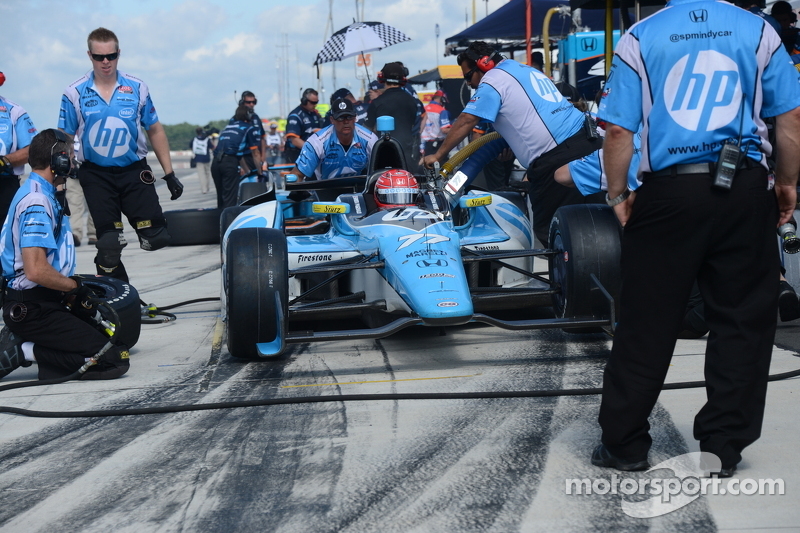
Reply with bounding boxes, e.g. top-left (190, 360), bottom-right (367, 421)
top-left (594, 0), bottom-right (800, 476)
top-left (292, 98), bottom-right (378, 182)
top-left (0, 72), bottom-right (37, 225)
top-left (0, 129), bottom-right (129, 381)
top-left (422, 41), bottom-right (603, 246)
top-left (212, 105), bottom-right (262, 209)
top-left (234, 91), bottom-right (266, 173)
top-left (284, 88), bottom-right (325, 163)
top-left (59, 27), bottom-right (183, 283)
